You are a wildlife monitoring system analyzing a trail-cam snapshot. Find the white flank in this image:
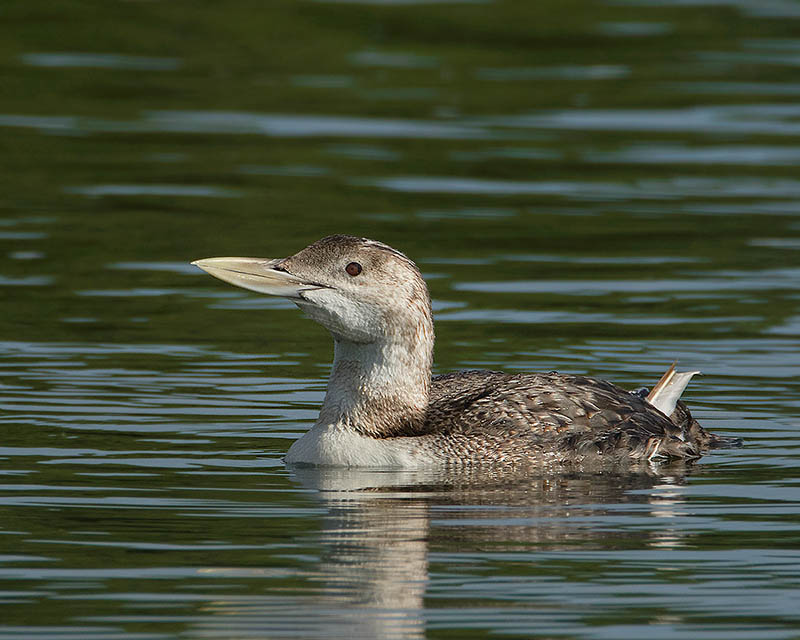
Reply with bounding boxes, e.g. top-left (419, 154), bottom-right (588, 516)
top-left (285, 424), bottom-right (435, 468)
top-left (646, 363), bottom-right (701, 416)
